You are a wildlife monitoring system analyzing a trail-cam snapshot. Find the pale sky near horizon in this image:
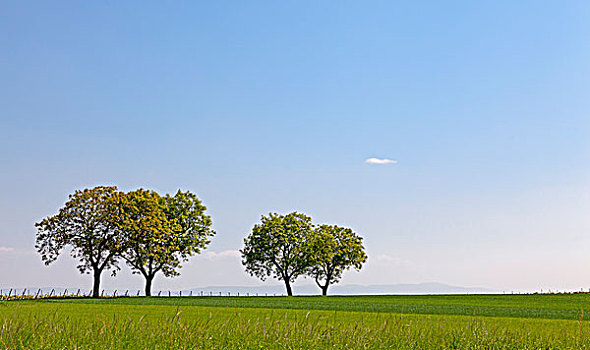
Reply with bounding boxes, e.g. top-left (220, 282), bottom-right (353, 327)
top-left (1, 1), bottom-right (589, 293)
